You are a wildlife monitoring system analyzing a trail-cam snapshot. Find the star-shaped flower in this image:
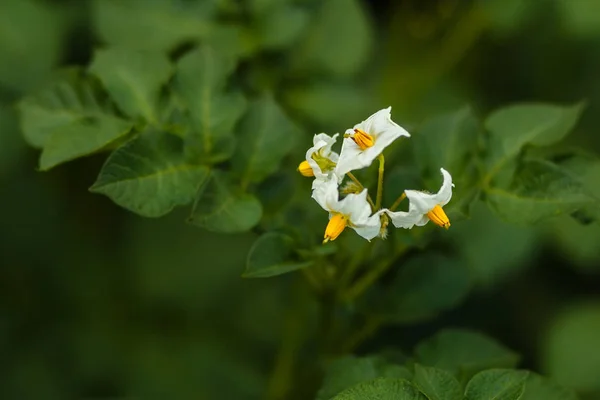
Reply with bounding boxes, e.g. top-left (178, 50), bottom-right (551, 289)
top-left (386, 168), bottom-right (454, 229)
top-left (297, 133), bottom-right (339, 181)
top-left (335, 107), bottom-right (410, 176)
top-left (312, 176), bottom-right (384, 242)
